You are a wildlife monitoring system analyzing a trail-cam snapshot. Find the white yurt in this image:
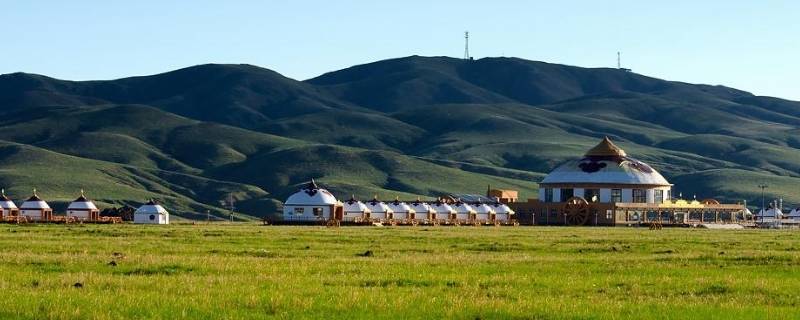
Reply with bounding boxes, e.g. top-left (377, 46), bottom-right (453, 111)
top-left (452, 200), bottom-right (476, 222)
top-left (343, 195), bottom-right (371, 222)
top-left (134, 199), bottom-right (170, 224)
top-left (365, 196), bottom-right (393, 222)
top-left (282, 180), bottom-right (341, 222)
top-left (0, 189), bottom-right (18, 218)
top-left (67, 190), bottom-right (99, 221)
top-left (410, 199), bottom-right (434, 222)
top-left (430, 199), bottom-right (456, 222)
top-left (755, 207), bottom-right (783, 222)
top-left (492, 202), bottom-right (516, 223)
top-left (786, 208), bottom-right (800, 221)
top-left (20, 189), bottom-right (52, 221)
top-left (473, 201), bottom-right (495, 223)
top-left (387, 198), bottom-right (415, 221)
